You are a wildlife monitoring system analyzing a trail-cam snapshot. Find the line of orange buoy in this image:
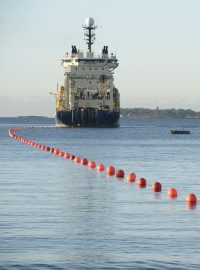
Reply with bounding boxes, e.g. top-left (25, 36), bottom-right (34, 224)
top-left (8, 126), bottom-right (198, 209)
